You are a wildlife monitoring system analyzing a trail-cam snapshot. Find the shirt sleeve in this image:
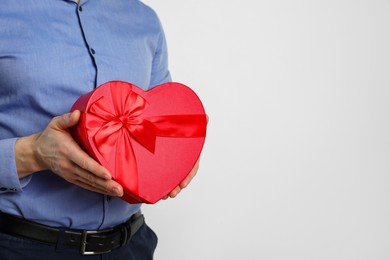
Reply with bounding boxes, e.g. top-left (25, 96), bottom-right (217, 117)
top-left (0, 138), bottom-right (32, 194)
top-left (149, 19), bottom-right (172, 88)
